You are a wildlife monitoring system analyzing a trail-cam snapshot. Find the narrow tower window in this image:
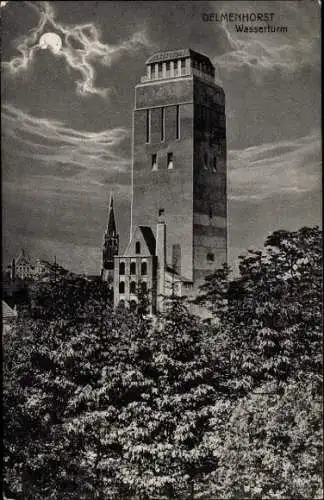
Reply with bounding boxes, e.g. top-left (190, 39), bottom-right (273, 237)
top-left (119, 281), bottom-right (125, 294)
top-left (204, 152), bottom-right (208, 169)
top-left (146, 109), bottom-right (150, 143)
top-left (213, 155), bottom-right (217, 172)
top-left (166, 61), bottom-right (171, 77)
top-left (176, 105), bottom-right (180, 140)
top-left (161, 107), bottom-right (165, 142)
top-left (152, 154), bottom-right (157, 170)
top-left (130, 281), bottom-right (137, 294)
top-left (136, 242), bottom-right (141, 254)
top-left (130, 262), bottom-right (136, 274)
top-left (158, 62), bottom-right (163, 78)
top-left (167, 152), bottom-right (173, 169)
top-left (141, 261), bottom-right (147, 275)
top-left (207, 253), bottom-right (215, 262)
top-left (119, 262), bottom-right (125, 275)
